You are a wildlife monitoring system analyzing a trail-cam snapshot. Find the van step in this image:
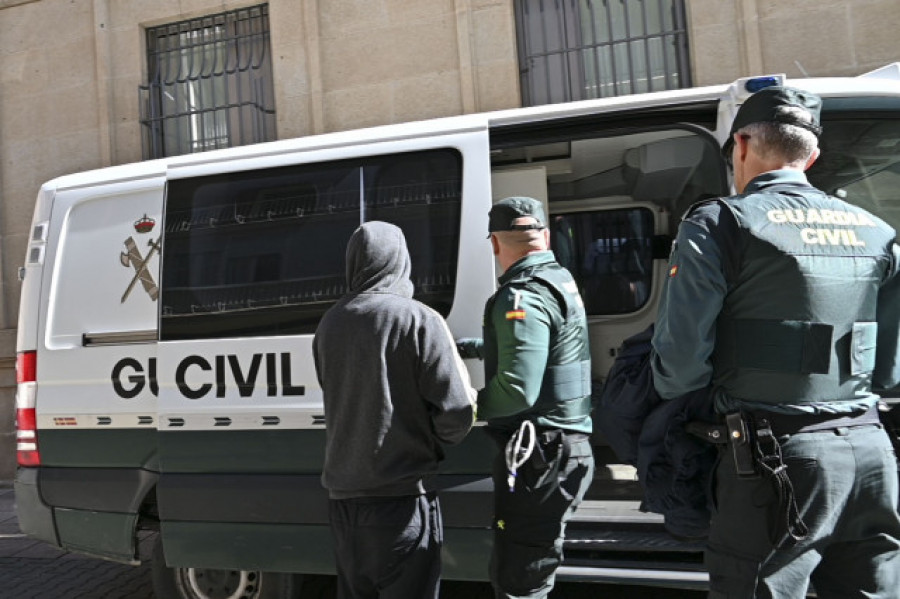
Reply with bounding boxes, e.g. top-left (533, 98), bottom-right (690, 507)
top-left (564, 500), bottom-right (706, 575)
top-left (564, 526), bottom-right (705, 554)
top-left (556, 564), bottom-right (709, 591)
top-left (570, 499), bottom-right (663, 524)
top-left (561, 526), bottom-right (707, 589)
